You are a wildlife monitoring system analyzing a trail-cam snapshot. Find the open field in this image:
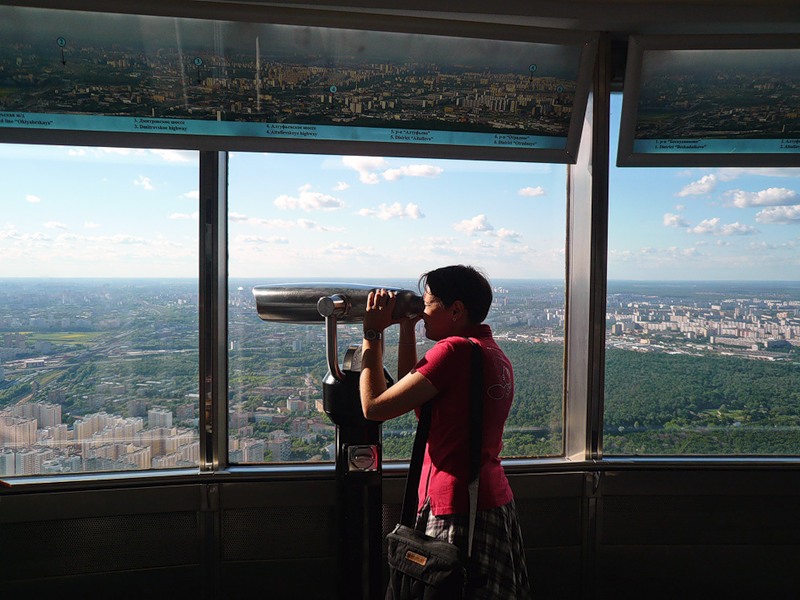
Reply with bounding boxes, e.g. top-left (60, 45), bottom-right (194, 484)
top-left (24, 332), bottom-right (105, 345)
